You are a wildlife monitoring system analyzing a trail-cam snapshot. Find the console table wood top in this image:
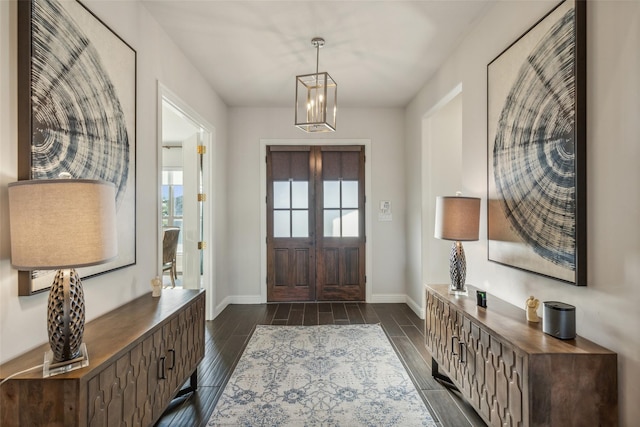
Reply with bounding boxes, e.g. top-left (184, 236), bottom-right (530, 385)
top-left (0, 288), bottom-right (205, 381)
top-left (426, 284), bottom-right (615, 356)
